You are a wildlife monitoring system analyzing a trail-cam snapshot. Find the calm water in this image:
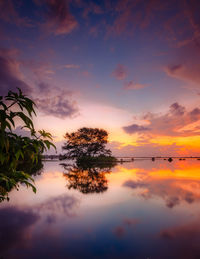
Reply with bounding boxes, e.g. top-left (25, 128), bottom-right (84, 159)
top-left (1, 159), bottom-right (200, 259)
